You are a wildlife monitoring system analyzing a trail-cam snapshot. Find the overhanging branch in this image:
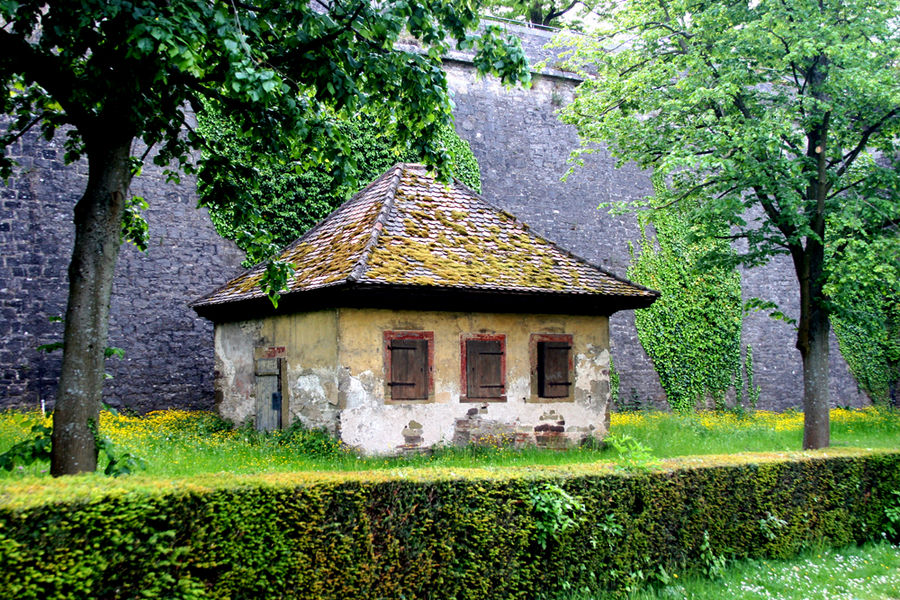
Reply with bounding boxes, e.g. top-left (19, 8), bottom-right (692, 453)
top-left (0, 29), bottom-right (94, 128)
top-left (829, 107), bottom-right (899, 184)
